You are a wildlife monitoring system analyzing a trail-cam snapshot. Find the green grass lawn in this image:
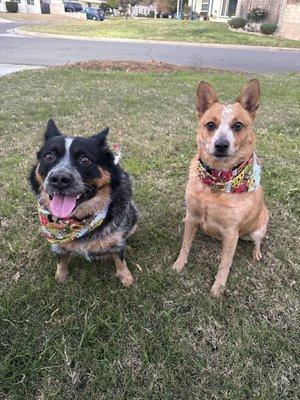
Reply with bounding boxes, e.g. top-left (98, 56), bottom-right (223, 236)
top-left (0, 66), bottom-right (299, 399)
top-left (20, 17), bottom-right (300, 48)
